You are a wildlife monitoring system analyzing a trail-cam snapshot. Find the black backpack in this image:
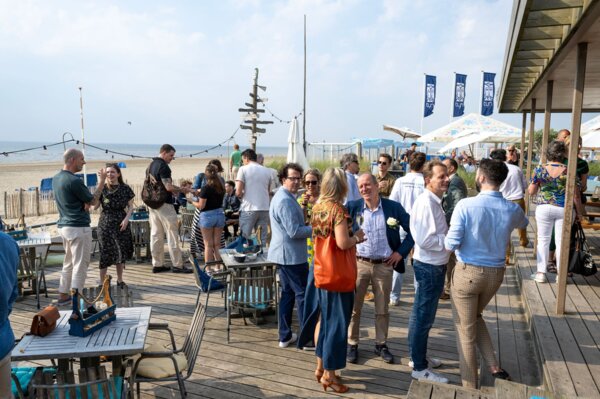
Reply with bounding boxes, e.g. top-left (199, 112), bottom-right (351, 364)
top-left (141, 166), bottom-right (171, 209)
